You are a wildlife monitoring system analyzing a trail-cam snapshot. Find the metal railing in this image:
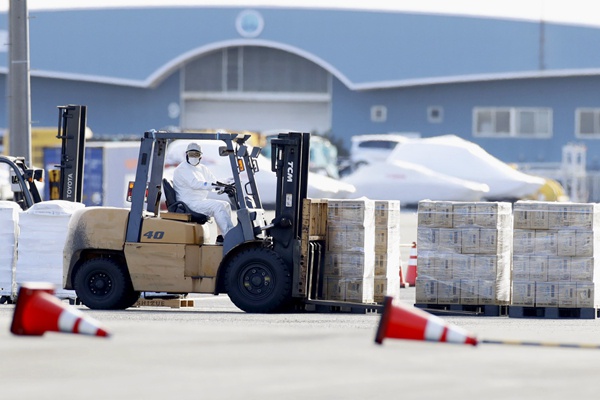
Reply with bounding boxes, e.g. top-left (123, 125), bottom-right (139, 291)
top-left (517, 162), bottom-right (600, 202)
